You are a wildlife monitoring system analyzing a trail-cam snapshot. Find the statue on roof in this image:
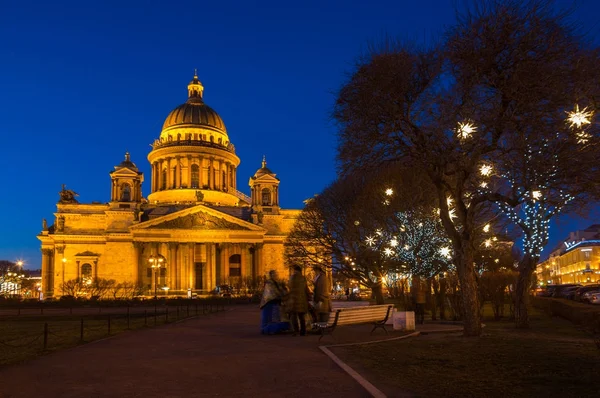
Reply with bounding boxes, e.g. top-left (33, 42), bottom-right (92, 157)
top-left (58, 184), bottom-right (79, 204)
